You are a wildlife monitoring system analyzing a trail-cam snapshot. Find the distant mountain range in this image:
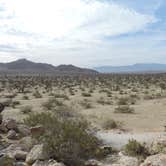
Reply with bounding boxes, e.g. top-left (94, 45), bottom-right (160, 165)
top-left (0, 59), bottom-right (97, 74)
top-left (1, 60), bottom-right (166, 74)
top-left (95, 63), bottom-right (166, 73)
